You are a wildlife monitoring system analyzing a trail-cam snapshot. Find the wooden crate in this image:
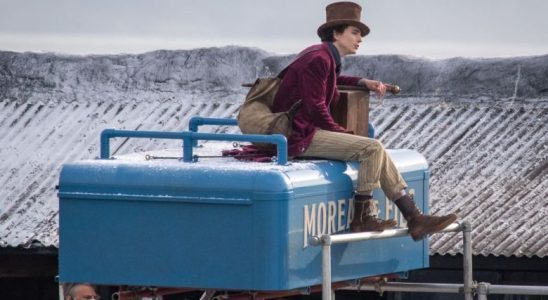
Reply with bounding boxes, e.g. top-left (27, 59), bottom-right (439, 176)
top-left (332, 86), bottom-right (370, 137)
